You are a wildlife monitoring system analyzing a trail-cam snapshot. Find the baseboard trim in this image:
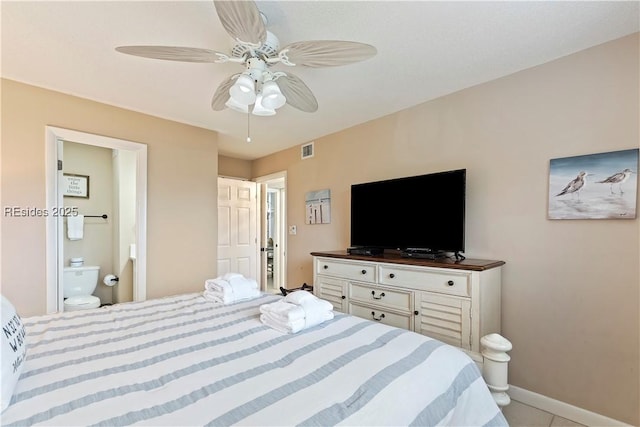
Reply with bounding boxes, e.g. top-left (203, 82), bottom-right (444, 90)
top-left (509, 385), bottom-right (632, 427)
